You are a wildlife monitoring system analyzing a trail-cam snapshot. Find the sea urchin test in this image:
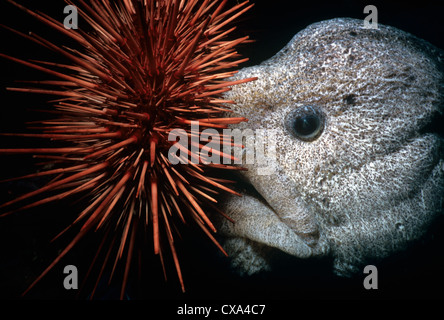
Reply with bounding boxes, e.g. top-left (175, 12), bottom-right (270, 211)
top-left (218, 18), bottom-right (444, 277)
top-left (0, 0), bottom-right (255, 298)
